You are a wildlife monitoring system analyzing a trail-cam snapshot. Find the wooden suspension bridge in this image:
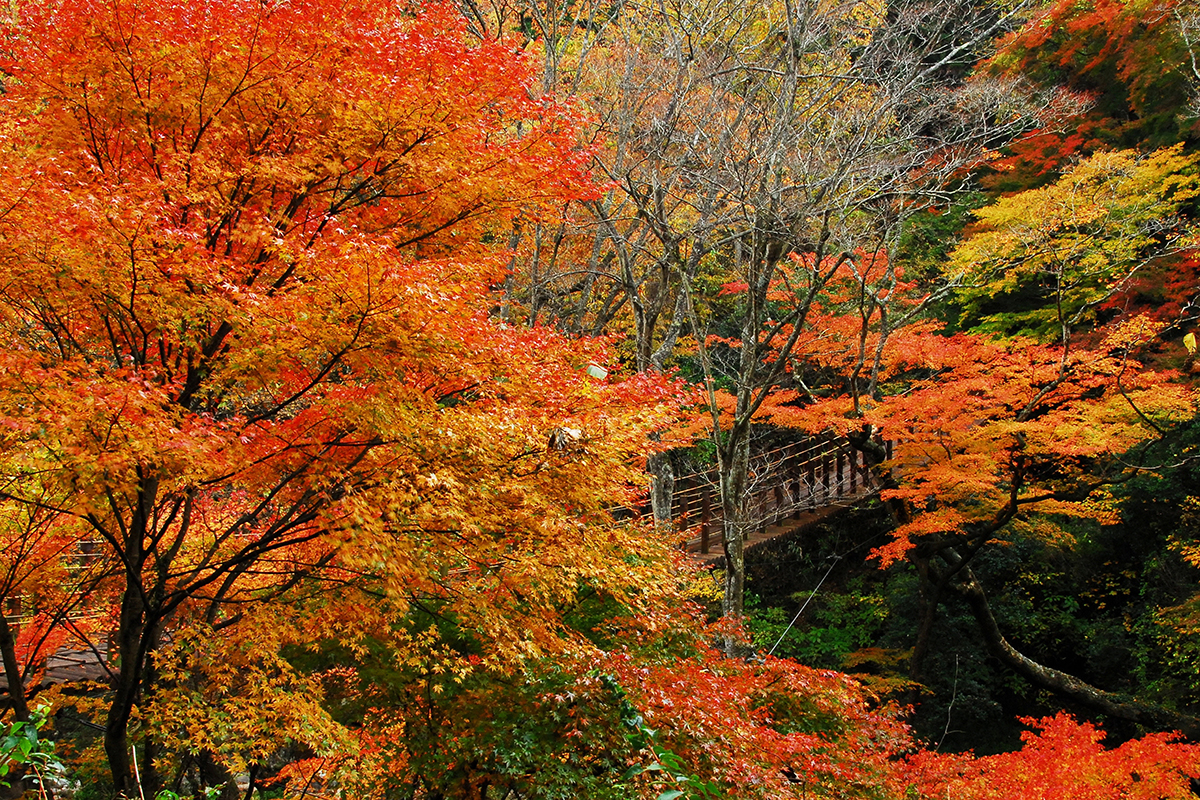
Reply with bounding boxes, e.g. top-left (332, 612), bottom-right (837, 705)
top-left (667, 433), bottom-right (889, 560)
top-left (2, 433), bottom-right (886, 693)
top-left (615, 433), bottom-right (890, 560)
